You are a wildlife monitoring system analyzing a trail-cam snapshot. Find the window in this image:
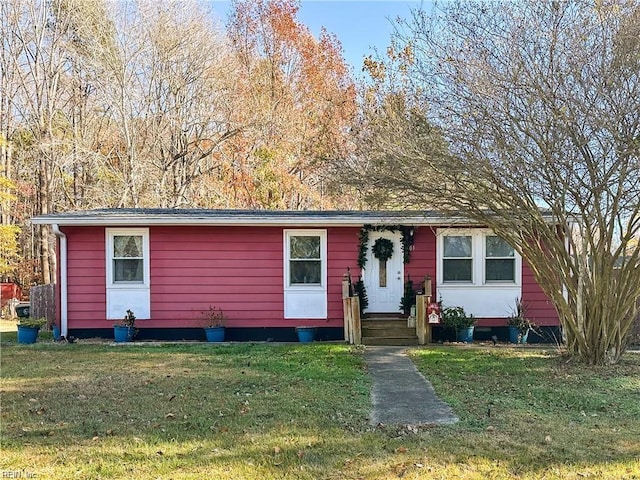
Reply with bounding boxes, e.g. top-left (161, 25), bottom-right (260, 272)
top-left (113, 235), bottom-right (144, 283)
top-left (437, 228), bottom-right (521, 318)
top-left (443, 235), bottom-right (472, 282)
top-left (438, 229), bottom-right (520, 287)
top-left (106, 228), bottom-right (150, 319)
top-left (485, 236), bottom-right (515, 282)
top-left (288, 234), bottom-right (322, 285)
top-left (284, 230), bottom-right (327, 319)
top-left (106, 228), bottom-right (150, 287)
